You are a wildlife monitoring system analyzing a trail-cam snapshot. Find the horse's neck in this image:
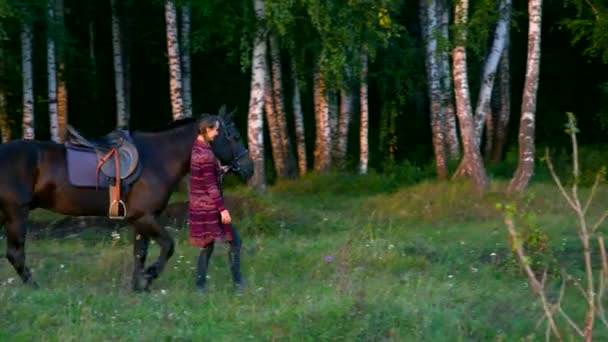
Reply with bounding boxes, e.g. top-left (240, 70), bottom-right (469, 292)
top-left (134, 125), bottom-right (197, 185)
